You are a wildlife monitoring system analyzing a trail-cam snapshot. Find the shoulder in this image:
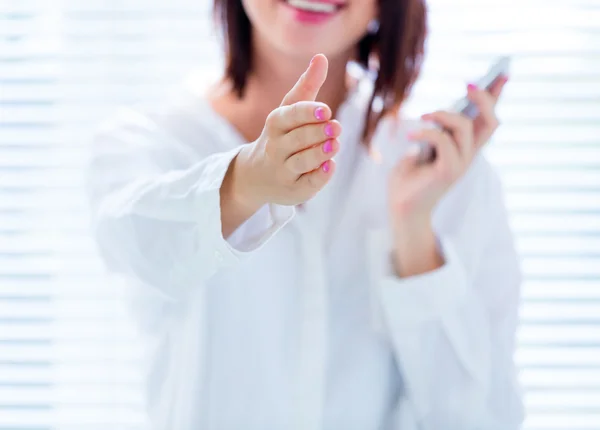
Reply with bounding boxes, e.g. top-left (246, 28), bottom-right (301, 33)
top-left (93, 89), bottom-right (238, 166)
